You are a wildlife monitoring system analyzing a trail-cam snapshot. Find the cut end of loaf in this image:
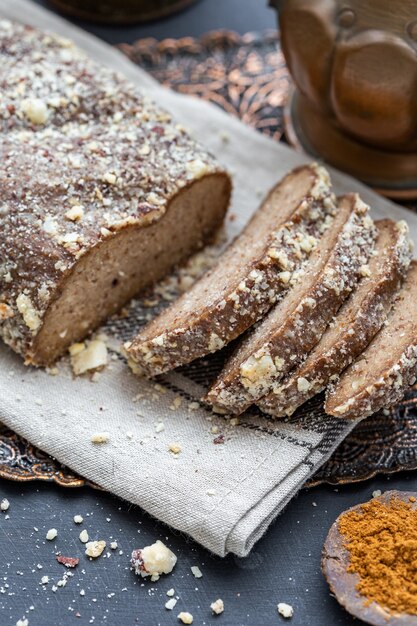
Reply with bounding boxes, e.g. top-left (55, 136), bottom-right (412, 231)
top-left (21, 173), bottom-right (231, 365)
